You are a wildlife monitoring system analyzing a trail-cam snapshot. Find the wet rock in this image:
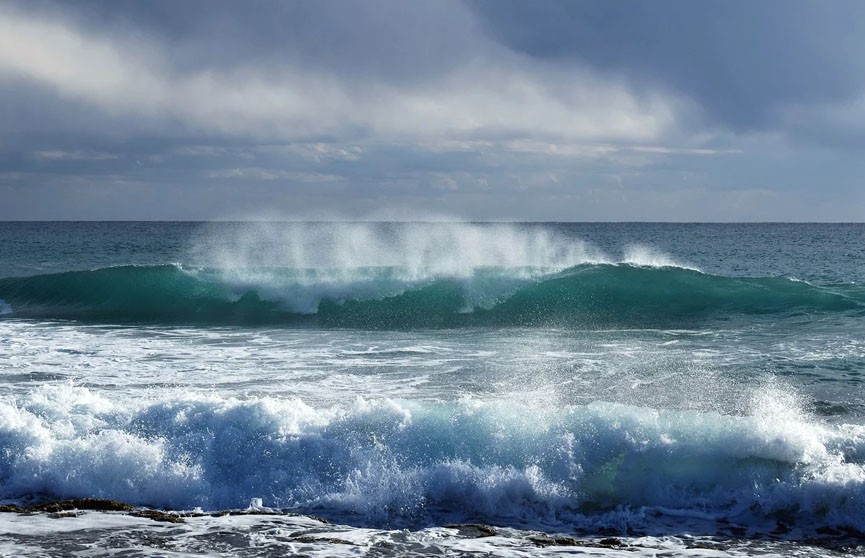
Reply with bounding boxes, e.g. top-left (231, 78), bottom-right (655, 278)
top-left (132, 509), bottom-right (185, 523)
top-left (529, 535), bottom-right (579, 547)
top-left (444, 524), bottom-right (497, 537)
top-left (28, 499), bottom-right (135, 513)
top-left (48, 511), bottom-right (82, 519)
